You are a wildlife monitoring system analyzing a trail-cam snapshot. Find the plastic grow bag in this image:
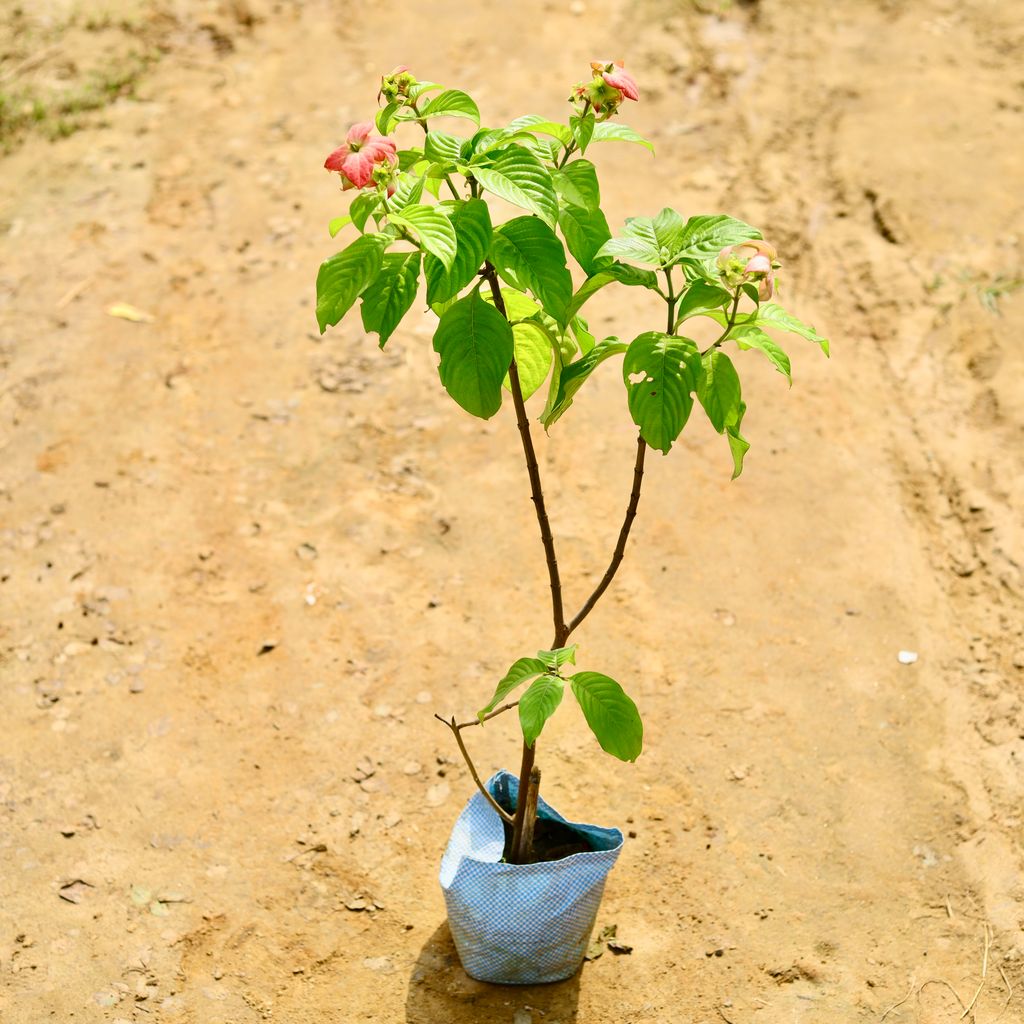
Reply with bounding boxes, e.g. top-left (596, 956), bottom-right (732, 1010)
top-left (439, 770), bottom-right (623, 984)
